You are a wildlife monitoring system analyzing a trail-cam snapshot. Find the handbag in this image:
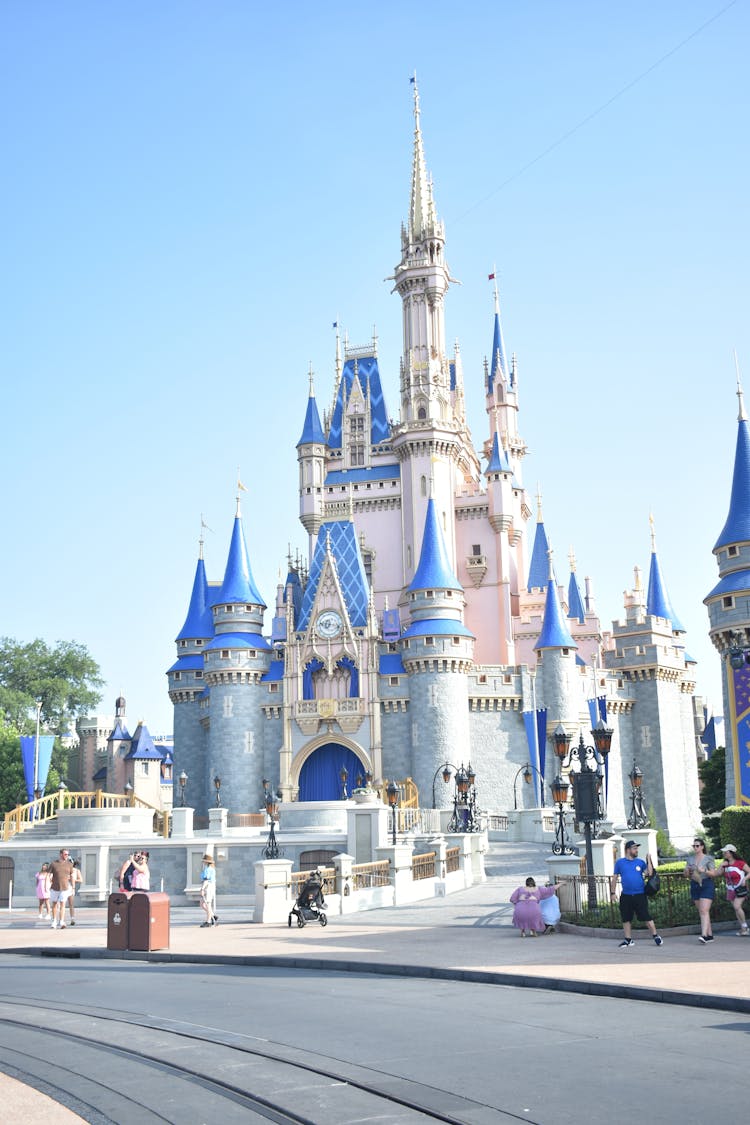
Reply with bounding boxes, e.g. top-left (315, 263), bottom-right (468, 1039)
top-left (644, 872), bottom-right (661, 897)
